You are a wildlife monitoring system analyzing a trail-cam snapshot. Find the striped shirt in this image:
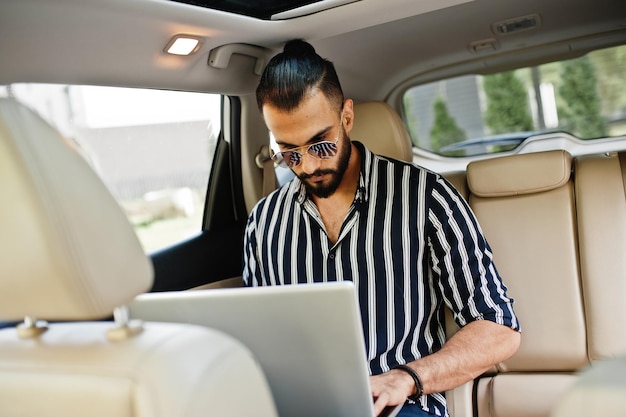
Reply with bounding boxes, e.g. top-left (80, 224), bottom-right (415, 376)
top-left (242, 142), bottom-right (520, 416)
